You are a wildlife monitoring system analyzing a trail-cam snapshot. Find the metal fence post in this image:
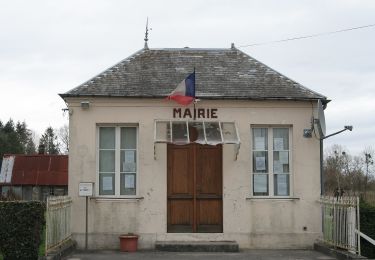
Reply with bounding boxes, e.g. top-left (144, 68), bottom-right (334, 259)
top-left (45, 196), bottom-right (49, 256)
top-left (357, 196), bottom-right (361, 255)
